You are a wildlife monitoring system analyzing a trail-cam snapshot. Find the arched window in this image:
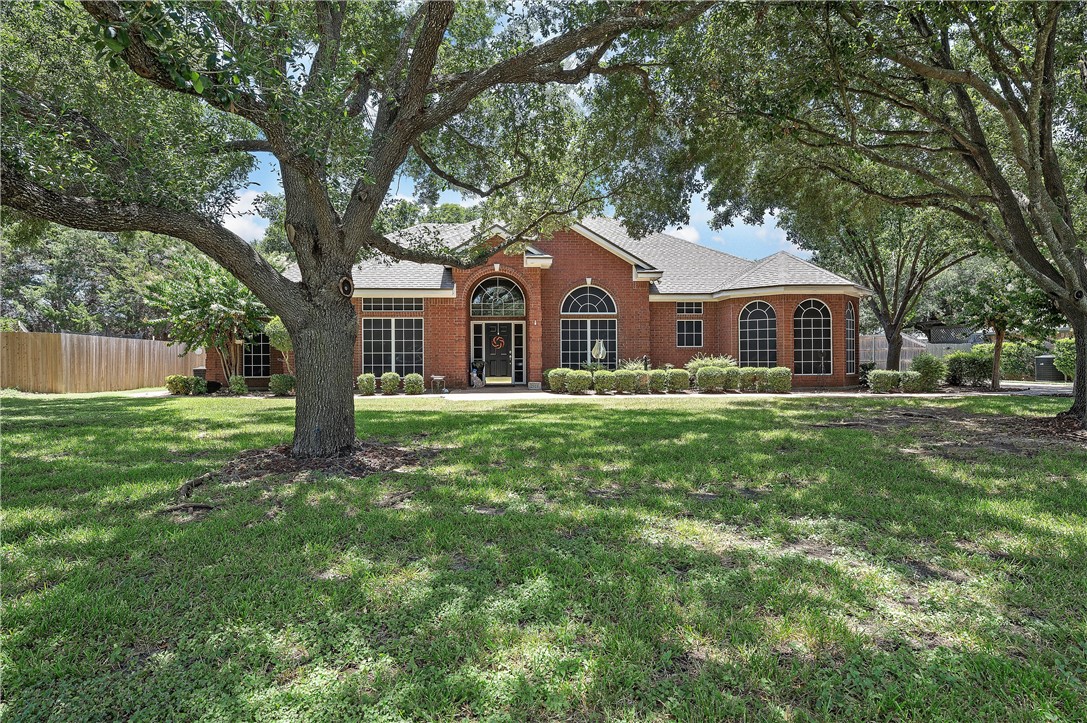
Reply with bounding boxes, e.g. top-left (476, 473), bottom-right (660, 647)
top-left (845, 301), bottom-right (856, 374)
top-left (560, 285), bottom-right (617, 369)
top-left (794, 300), bottom-right (832, 375)
top-left (561, 285), bottom-right (616, 314)
top-left (470, 277), bottom-right (525, 317)
top-left (739, 301), bottom-right (777, 367)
